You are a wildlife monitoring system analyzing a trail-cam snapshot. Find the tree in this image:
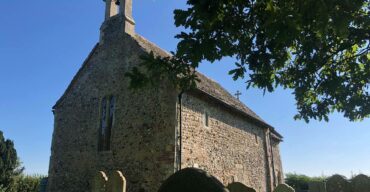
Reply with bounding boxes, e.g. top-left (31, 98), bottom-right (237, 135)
top-left (126, 0), bottom-right (370, 122)
top-left (285, 173), bottom-right (326, 190)
top-left (9, 175), bottom-right (45, 192)
top-left (0, 130), bottom-right (23, 190)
